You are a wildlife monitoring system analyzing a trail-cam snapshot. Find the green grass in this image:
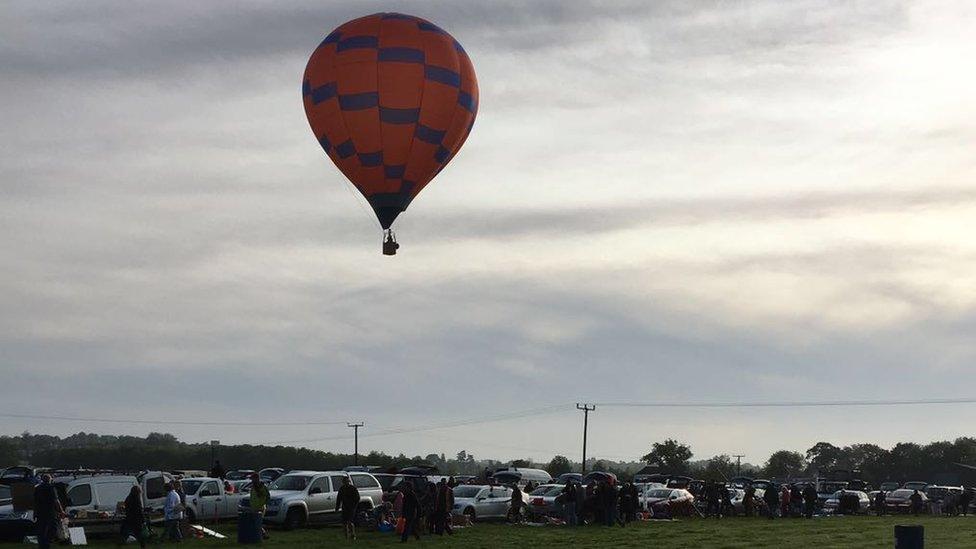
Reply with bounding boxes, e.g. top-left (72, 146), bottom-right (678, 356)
top-left (7, 516), bottom-right (976, 547)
